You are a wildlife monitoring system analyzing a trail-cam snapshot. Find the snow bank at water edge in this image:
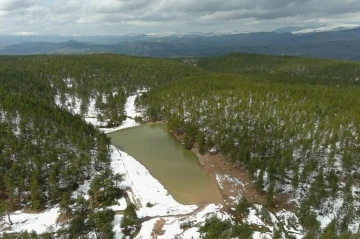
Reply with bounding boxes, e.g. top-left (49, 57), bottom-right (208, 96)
top-left (110, 145), bottom-right (197, 218)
